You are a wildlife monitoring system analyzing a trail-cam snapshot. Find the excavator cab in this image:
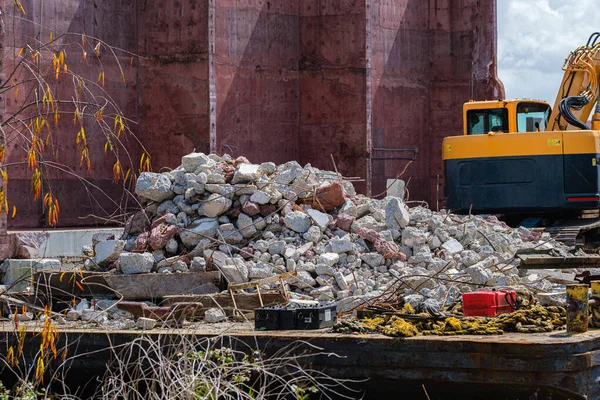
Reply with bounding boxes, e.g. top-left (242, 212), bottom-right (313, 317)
top-left (462, 100), bottom-right (551, 135)
top-left (444, 99), bottom-right (600, 216)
